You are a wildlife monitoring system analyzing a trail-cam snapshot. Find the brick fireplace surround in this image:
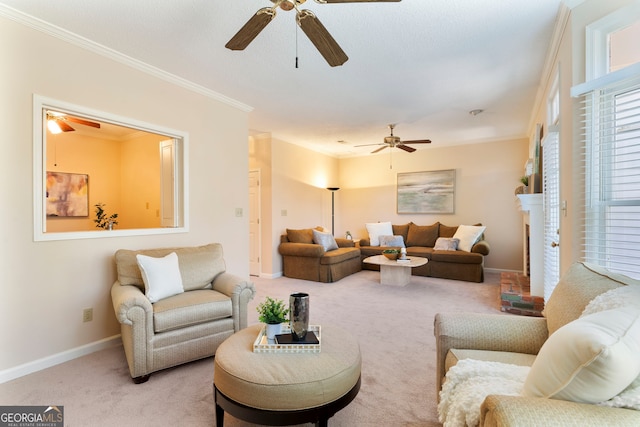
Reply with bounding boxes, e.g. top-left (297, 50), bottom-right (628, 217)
top-left (500, 272), bottom-right (544, 317)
